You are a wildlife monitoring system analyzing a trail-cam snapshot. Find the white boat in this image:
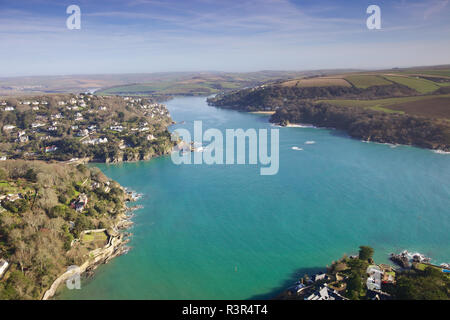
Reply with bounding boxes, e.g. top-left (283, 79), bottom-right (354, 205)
top-left (291, 146), bottom-right (303, 151)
